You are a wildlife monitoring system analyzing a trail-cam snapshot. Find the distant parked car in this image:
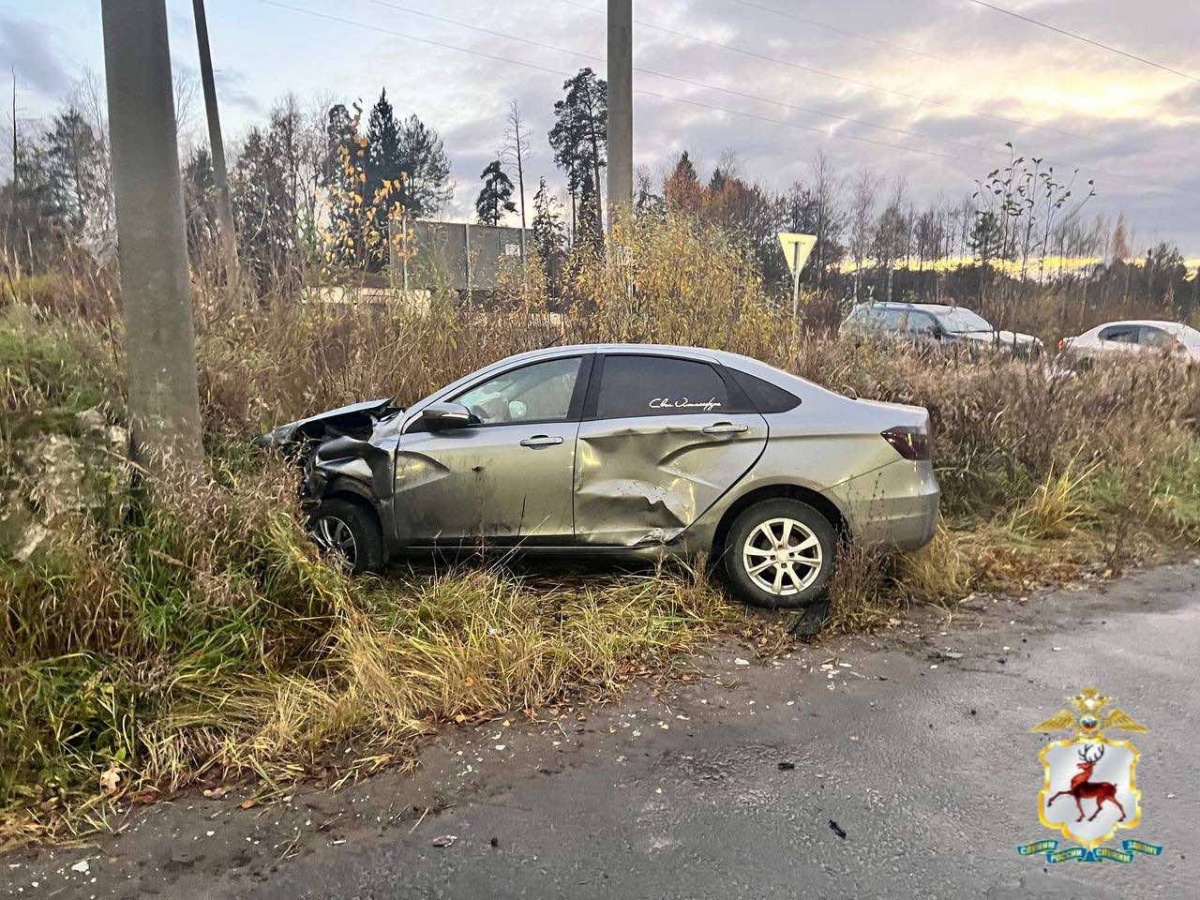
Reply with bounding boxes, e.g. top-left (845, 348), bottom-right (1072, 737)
top-left (259, 344), bottom-right (940, 608)
top-left (1058, 320), bottom-right (1200, 364)
top-left (840, 302), bottom-right (1043, 355)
